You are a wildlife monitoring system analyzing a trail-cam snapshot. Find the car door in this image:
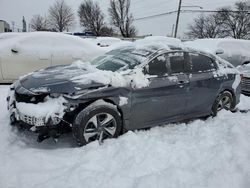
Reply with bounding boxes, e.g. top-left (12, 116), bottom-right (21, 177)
top-left (1, 36), bottom-right (52, 80)
top-left (130, 51), bottom-right (190, 129)
top-left (187, 52), bottom-right (222, 116)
